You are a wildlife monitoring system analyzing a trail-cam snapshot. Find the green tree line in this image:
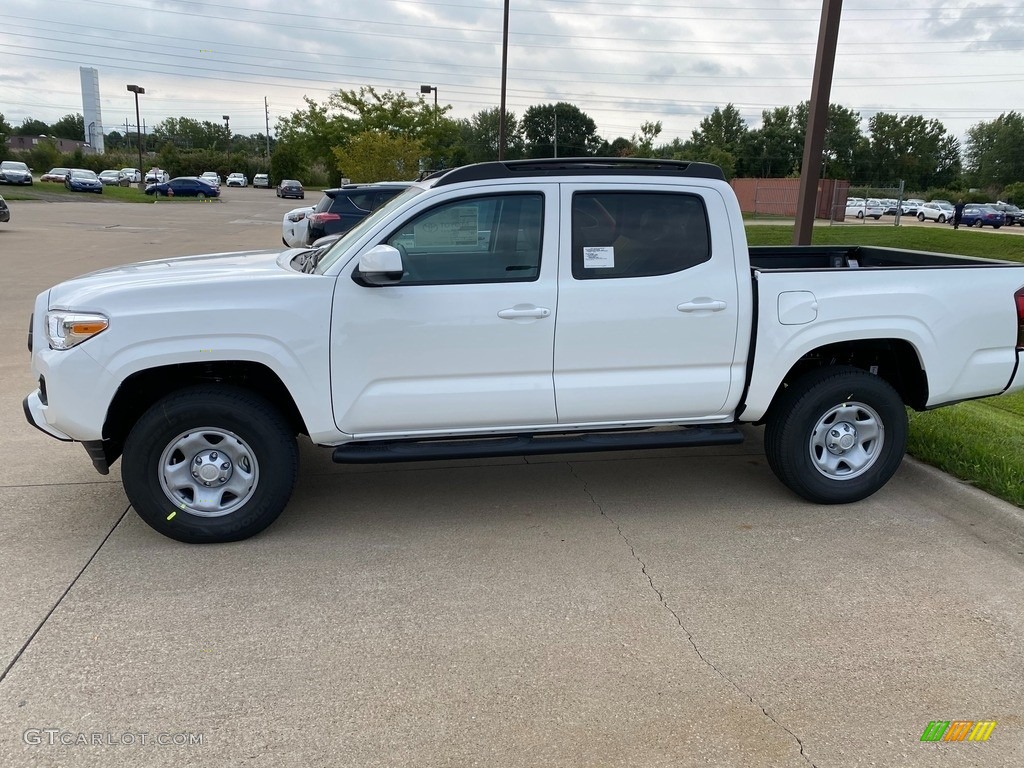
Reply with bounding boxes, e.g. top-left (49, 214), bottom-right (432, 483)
top-left (3, 97), bottom-right (1023, 200)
